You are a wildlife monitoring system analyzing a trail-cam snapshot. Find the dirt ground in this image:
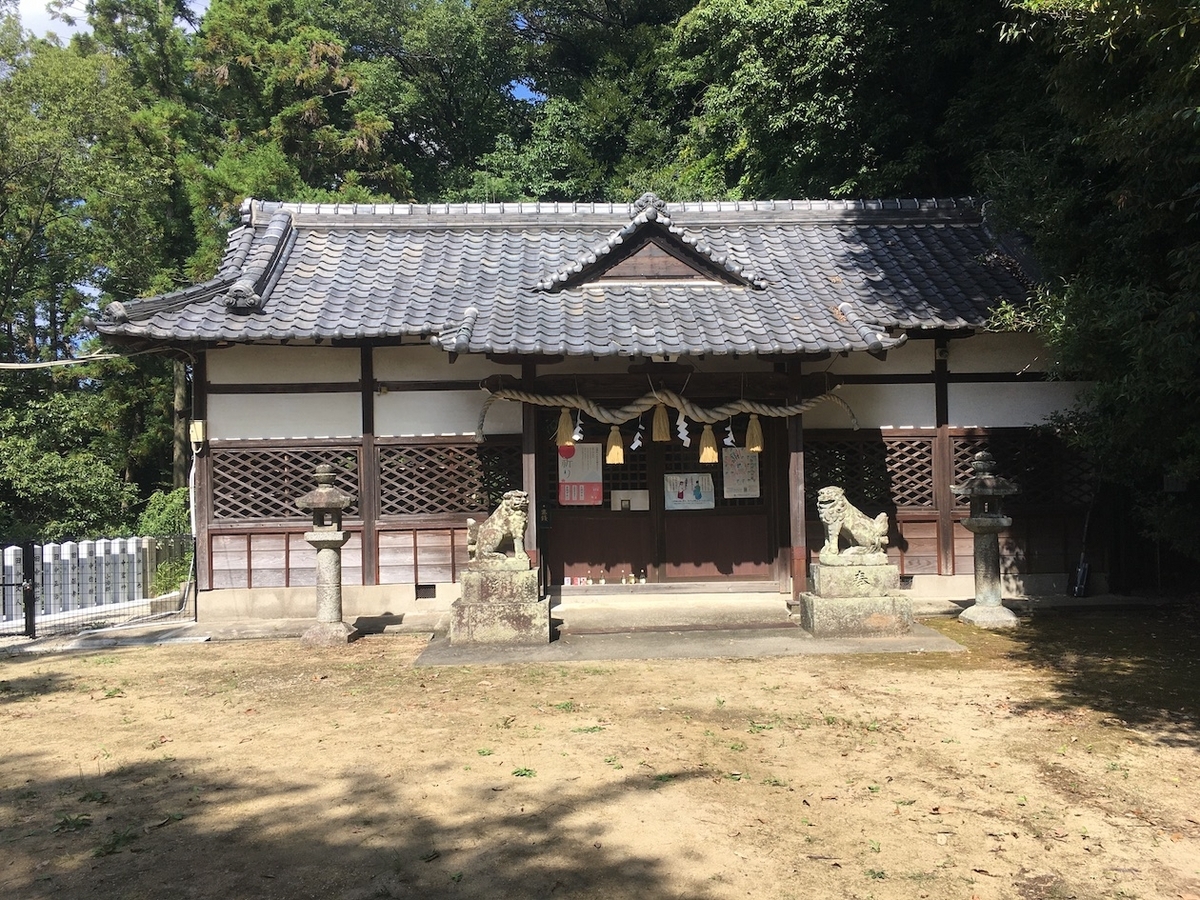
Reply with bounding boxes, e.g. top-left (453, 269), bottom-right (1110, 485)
top-left (3, 608), bottom-right (1200, 900)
